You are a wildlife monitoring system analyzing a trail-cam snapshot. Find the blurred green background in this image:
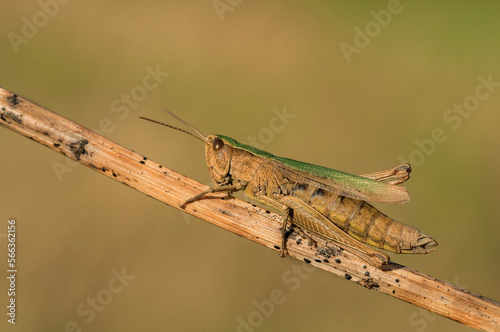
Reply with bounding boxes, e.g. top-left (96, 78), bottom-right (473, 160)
top-left (1, 1), bottom-right (499, 331)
